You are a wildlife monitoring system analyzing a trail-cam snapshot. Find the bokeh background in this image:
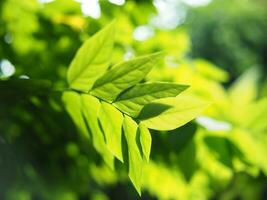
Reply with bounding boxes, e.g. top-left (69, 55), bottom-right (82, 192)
top-left (1, 0), bottom-right (267, 199)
